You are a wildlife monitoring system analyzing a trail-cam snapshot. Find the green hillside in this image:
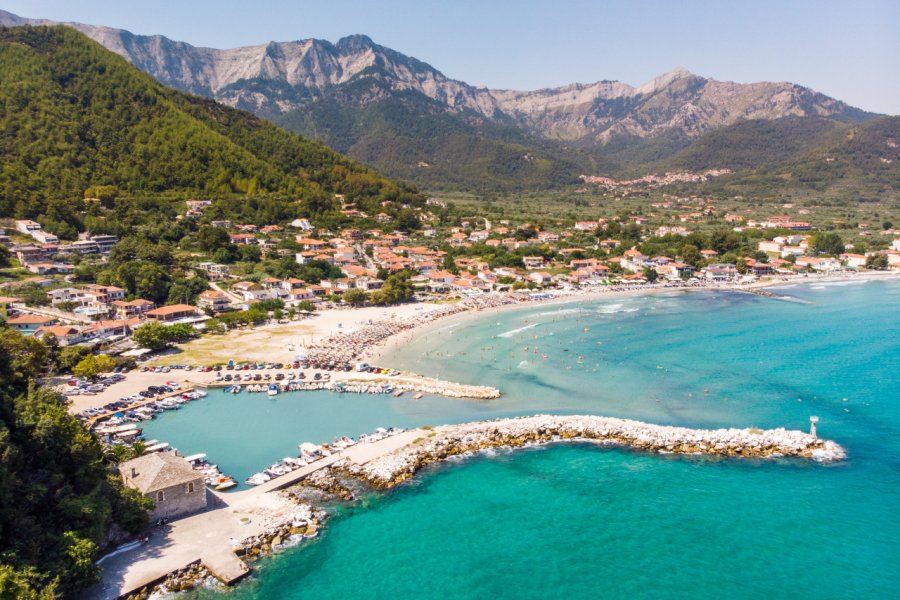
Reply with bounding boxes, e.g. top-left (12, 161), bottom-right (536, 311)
top-left (691, 115), bottom-right (900, 201)
top-left (0, 25), bottom-right (417, 217)
top-left (664, 117), bottom-right (842, 171)
top-left (274, 78), bottom-right (588, 193)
